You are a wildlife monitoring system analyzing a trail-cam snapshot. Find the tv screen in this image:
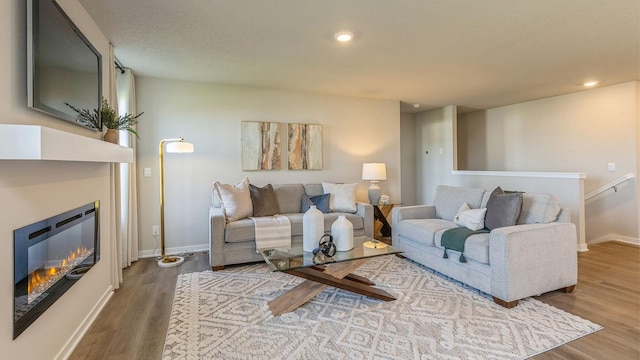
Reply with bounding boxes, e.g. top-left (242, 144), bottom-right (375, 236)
top-left (27, 0), bottom-right (102, 130)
